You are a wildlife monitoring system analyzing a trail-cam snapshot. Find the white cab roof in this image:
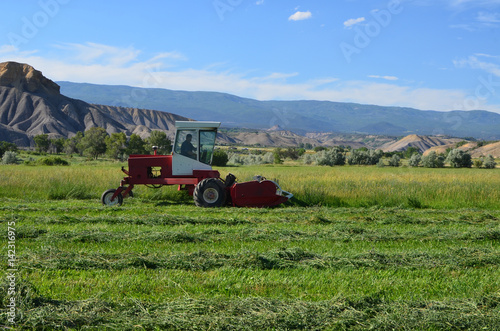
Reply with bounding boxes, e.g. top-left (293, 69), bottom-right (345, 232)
top-left (175, 121), bottom-right (221, 129)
